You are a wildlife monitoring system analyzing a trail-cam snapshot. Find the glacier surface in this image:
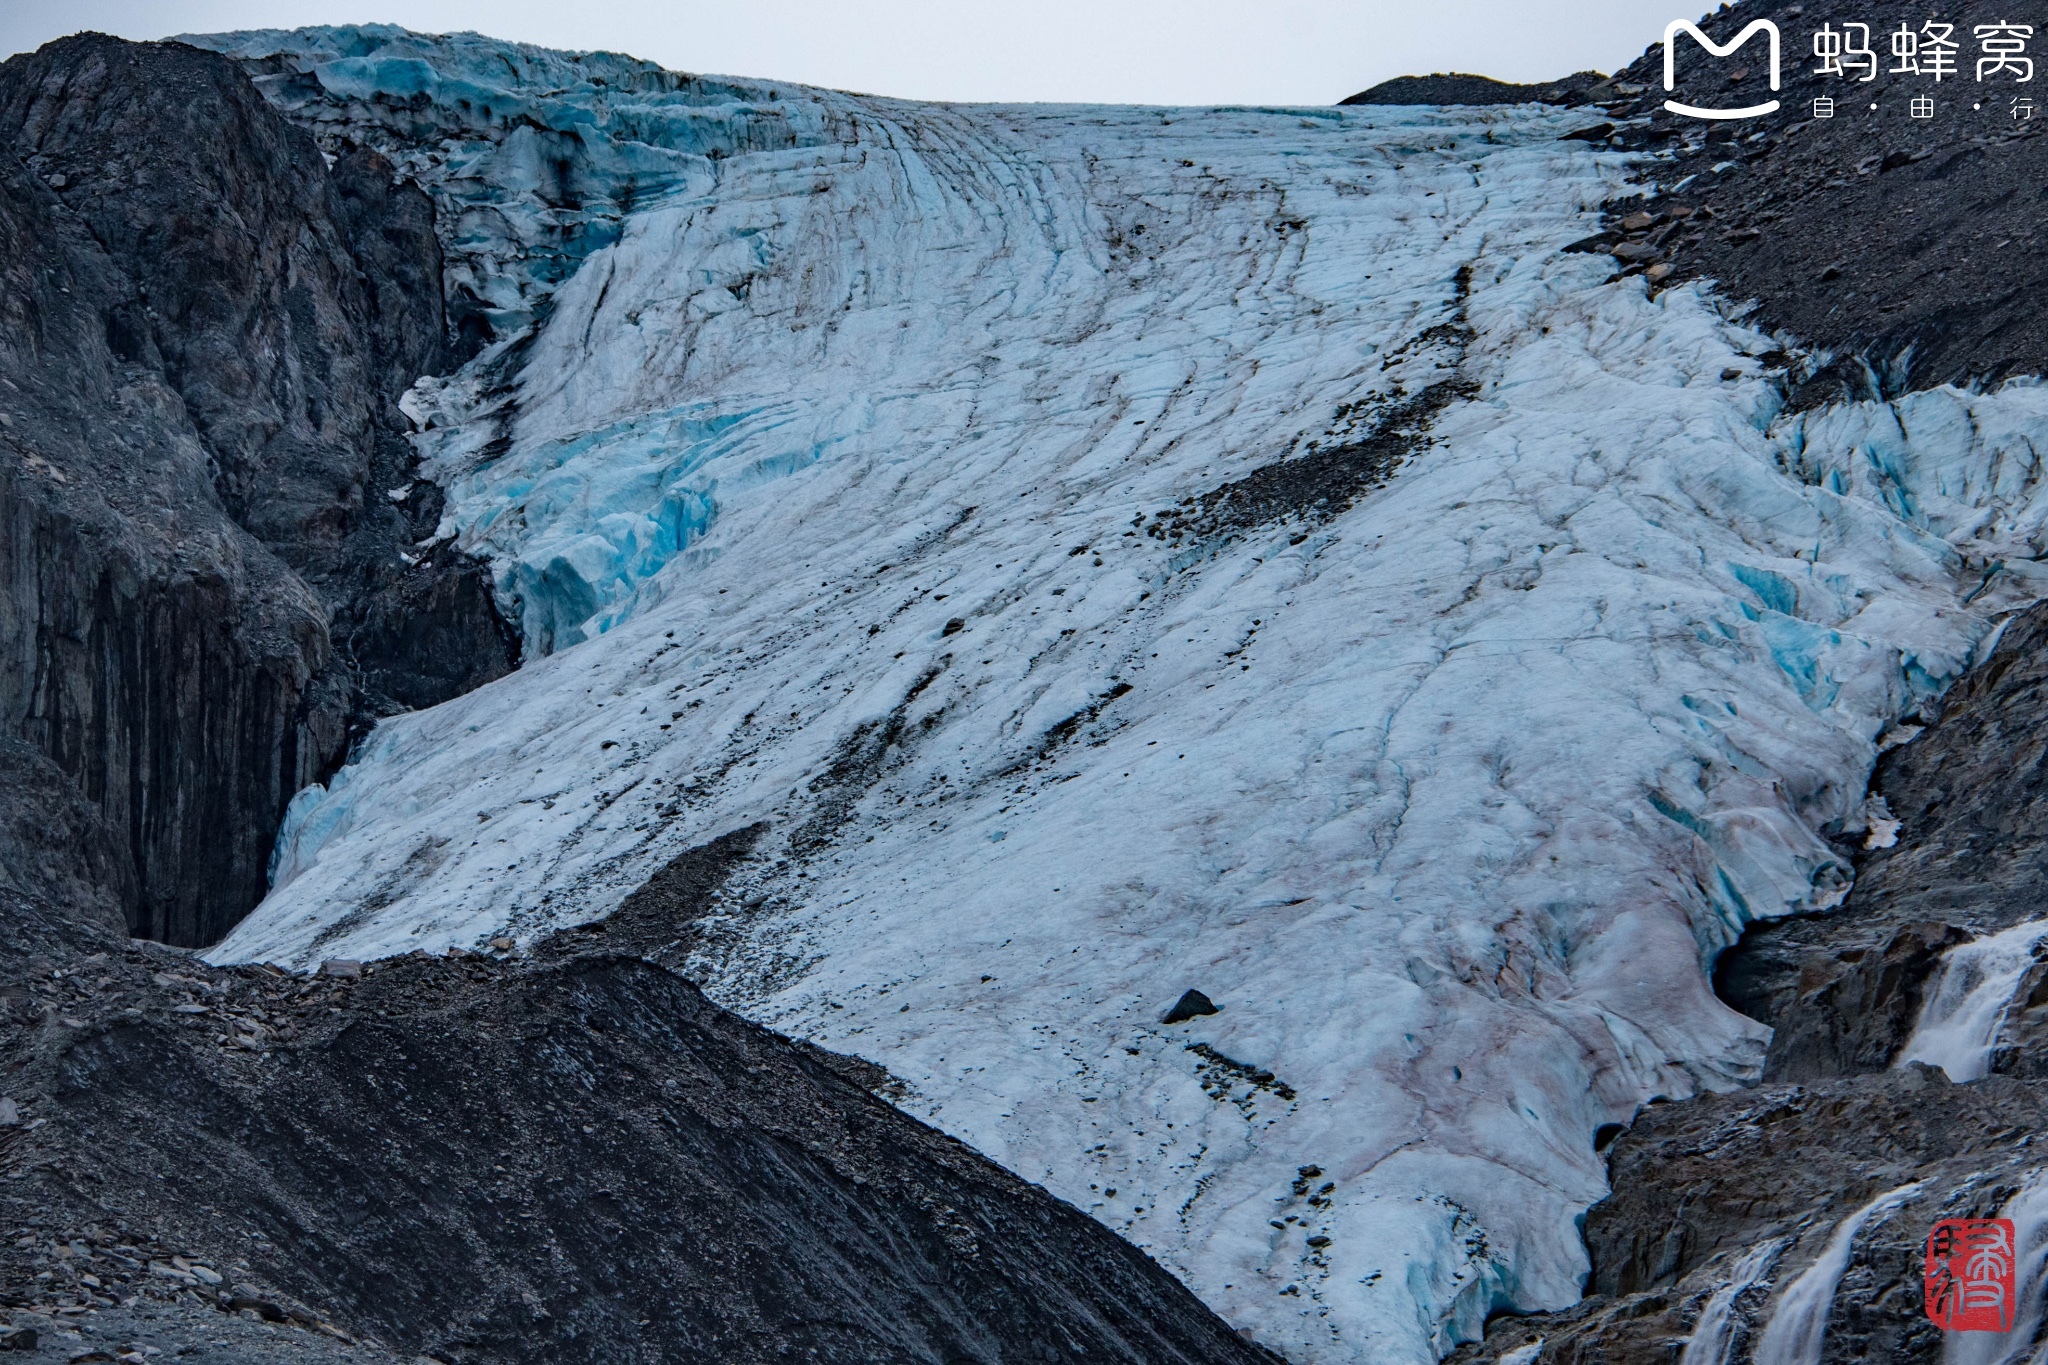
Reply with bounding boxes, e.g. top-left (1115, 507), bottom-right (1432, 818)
top-left (202, 28), bottom-right (2048, 1364)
